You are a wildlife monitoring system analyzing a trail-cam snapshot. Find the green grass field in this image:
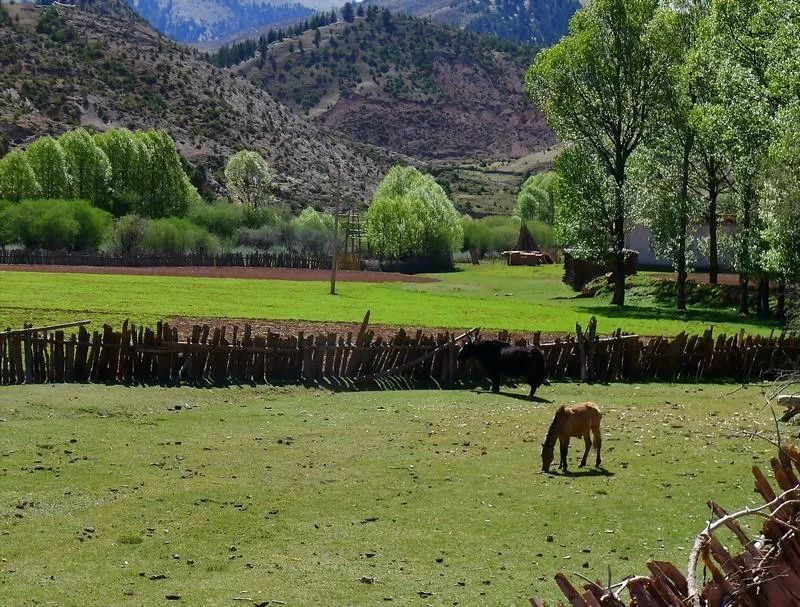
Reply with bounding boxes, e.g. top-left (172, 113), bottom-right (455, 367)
top-left (0, 382), bottom-right (778, 605)
top-left (0, 263), bottom-right (778, 336)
